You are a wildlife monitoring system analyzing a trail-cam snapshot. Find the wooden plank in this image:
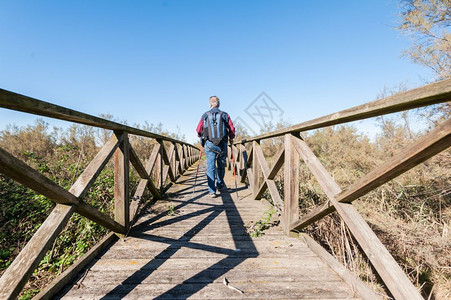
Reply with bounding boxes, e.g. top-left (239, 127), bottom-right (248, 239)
top-left (129, 145), bottom-right (148, 179)
top-left (246, 168), bottom-right (254, 187)
top-left (162, 165), bottom-right (170, 186)
top-left (163, 143), bottom-right (176, 182)
top-left (255, 180), bottom-right (268, 199)
top-left (87, 257), bottom-right (327, 272)
top-left (172, 144), bottom-right (178, 178)
top-left (34, 232), bottom-right (117, 300)
top-left (291, 118), bottom-right (451, 230)
top-left (253, 143), bottom-right (283, 209)
top-left (291, 135), bottom-right (341, 199)
top-left (0, 204), bottom-right (74, 300)
top-left (246, 145), bottom-right (253, 167)
top-left (130, 145), bottom-right (162, 223)
top-left (283, 133), bottom-right (299, 233)
top-left (69, 134), bottom-right (121, 198)
top-left (182, 145), bottom-right (188, 171)
top-left (266, 180), bottom-right (283, 211)
top-left (300, 233), bottom-right (381, 300)
top-left (239, 144), bottom-right (248, 183)
top-left (69, 267), bottom-right (339, 285)
top-left (159, 140), bottom-right (171, 165)
top-left (154, 151), bottom-right (162, 189)
top-left (331, 201), bottom-right (422, 299)
top-left (0, 88), bottom-right (197, 147)
top-left (173, 143), bottom-right (183, 175)
top-left (61, 282), bottom-right (357, 299)
top-left (226, 145), bottom-right (231, 171)
top-left (237, 78), bottom-right (451, 143)
top-left (58, 167), bottom-right (361, 300)
top-left (0, 146), bottom-right (125, 233)
top-left (0, 147), bottom-right (78, 206)
top-left (186, 146), bottom-right (190, 167)
top-left (114, 132), bottom-right (130, 234)
top-left (129, 146), bottom-right (160, 198)
top-left (252, 141), bottom-right (260, 198)
top-left (292, 139), bottom-right (422, 299)
top-left (101, 245), bottom-right (314, 259)
top-left (267, 148), bottom-right (284, 180)
top-left (148, 144), bottom-right (161, 178)
top-left (253, 143), bottom-right (270, 178)
top-left (231, 145), bottom-right (240, 182)
top-left (175, 161), bottom-right (180, 178)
